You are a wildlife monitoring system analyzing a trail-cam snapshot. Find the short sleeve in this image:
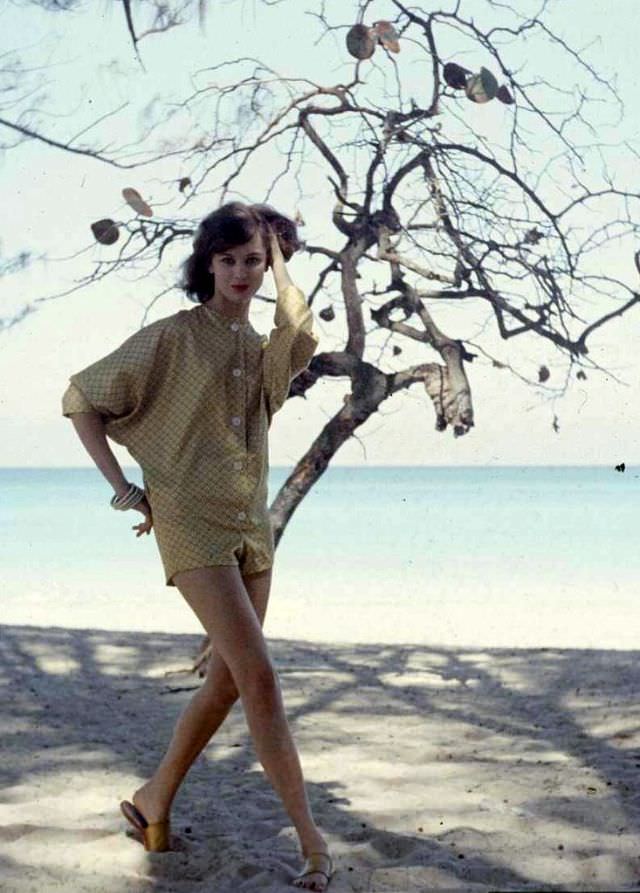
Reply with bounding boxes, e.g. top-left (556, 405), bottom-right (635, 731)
top-left (61, 381), bottom-right (95, 415)
top-left (261, 284), bottom-right (319, 422)
top-left (61, 318), bottom-right (169, 427)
